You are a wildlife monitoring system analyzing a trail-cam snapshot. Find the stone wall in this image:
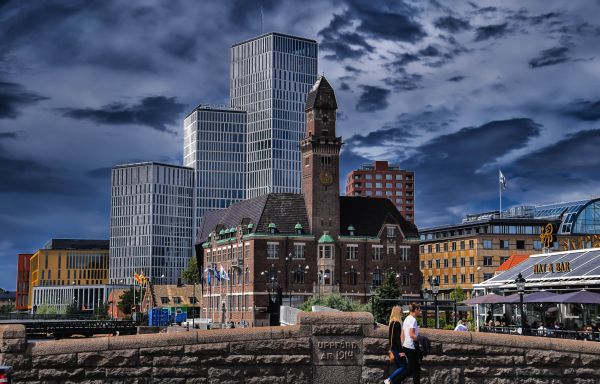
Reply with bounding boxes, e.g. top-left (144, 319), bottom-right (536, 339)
top-left (2, 312), bottom-right (600, 383)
